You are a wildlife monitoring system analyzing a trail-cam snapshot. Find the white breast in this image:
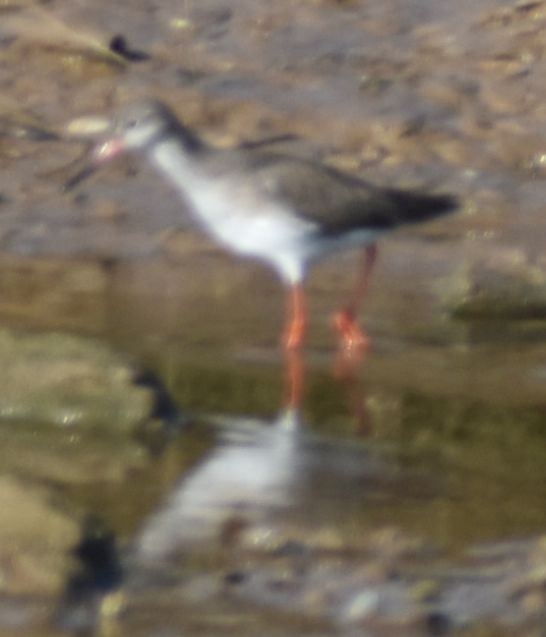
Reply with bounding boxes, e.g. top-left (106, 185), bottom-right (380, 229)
top-left (151, 141), bottom-right (317, 283)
